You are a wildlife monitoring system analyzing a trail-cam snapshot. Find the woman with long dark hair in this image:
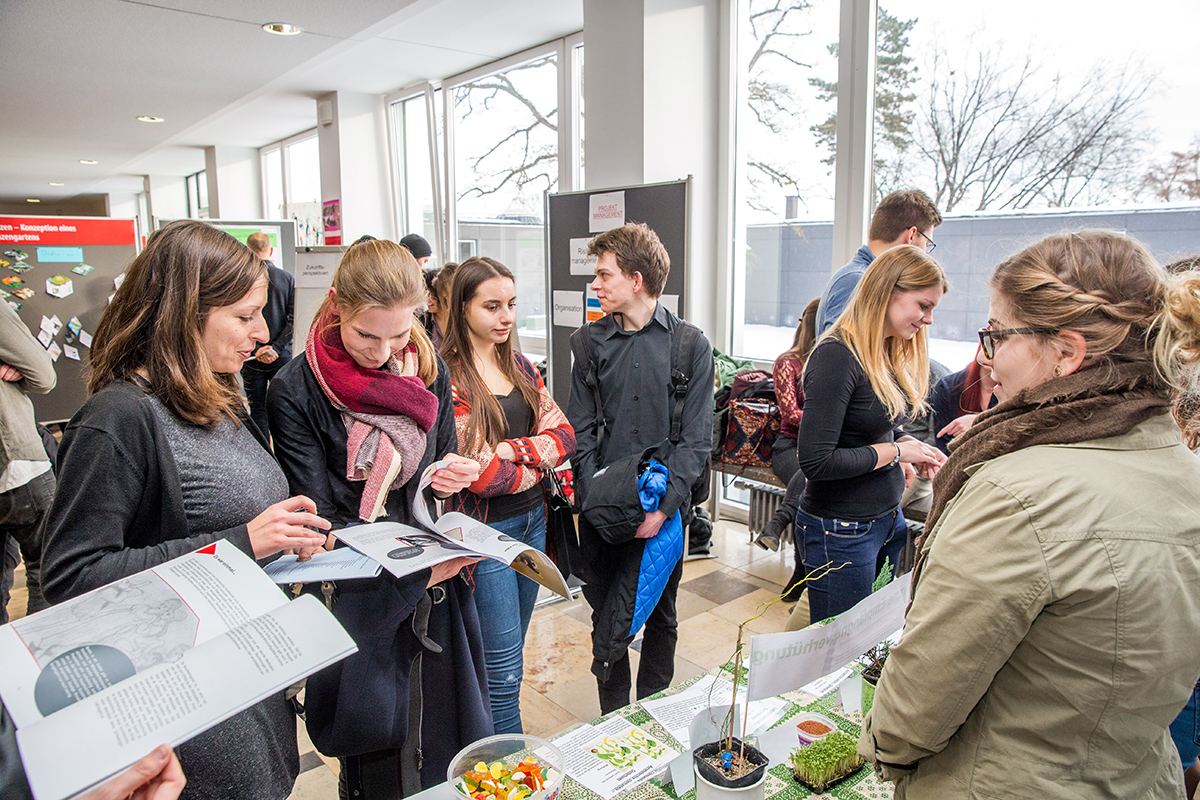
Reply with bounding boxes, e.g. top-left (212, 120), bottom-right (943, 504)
top-left (40, 220), bottom-right (331, 800)
top-left (267, 238), bottom-right (490, 798)
top-left (929, 347), bottom-right (998, 454)
top-left (440, 256), bottom-right (574, 734)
